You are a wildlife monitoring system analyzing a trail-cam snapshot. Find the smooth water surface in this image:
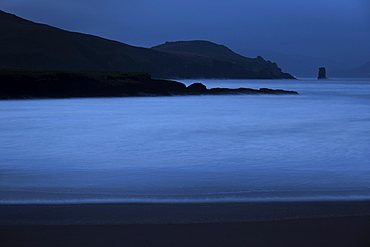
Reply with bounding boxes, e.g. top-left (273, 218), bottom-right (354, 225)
top-left (1, 78), bottom-right (370, 203)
